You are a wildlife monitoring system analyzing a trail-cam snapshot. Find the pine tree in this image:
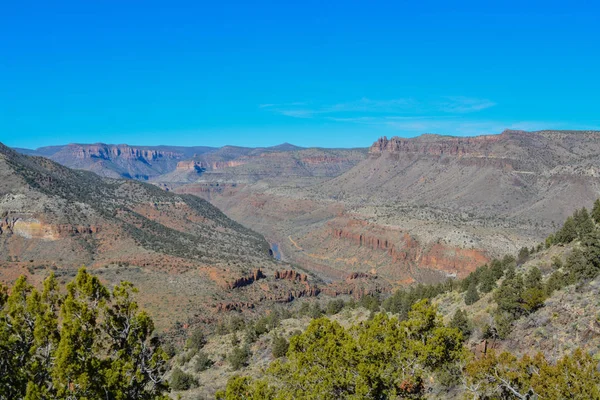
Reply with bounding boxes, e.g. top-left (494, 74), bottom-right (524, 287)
top-left (450, 309), bottom-right (472, 338)
top-left (479, 266), bottom-right (497, 293)
top-left (271, 334), bottom-right (289, 358)
top-left (575, 207), bottom-right (595, 240)
top-left (517, 246), bottom-right (530, 265)
top-left (465, 281), bottom-right (480, 305)
top-left (555, 216), bottom-right (577, 244)
top-left (592, 199), bottom-right (600, 224)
